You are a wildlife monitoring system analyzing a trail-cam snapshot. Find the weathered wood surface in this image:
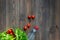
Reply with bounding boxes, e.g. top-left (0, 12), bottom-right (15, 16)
top-left (0, 0), bottom-right (60, 40)
top-left (0, 0), bottom-right (6, 32)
